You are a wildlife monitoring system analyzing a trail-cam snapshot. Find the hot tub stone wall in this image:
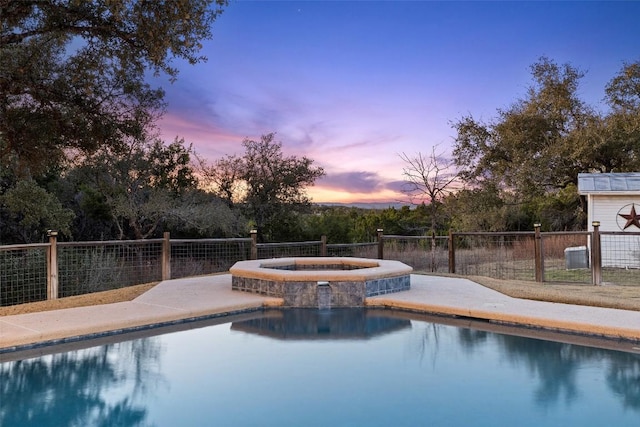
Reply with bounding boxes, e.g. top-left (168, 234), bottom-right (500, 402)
top-left (230, 257), bottom-right (412, 308)
top-left (366, 275), bottom-right (410, 296)
top-left (231, 274), bottom-right (410, 308)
